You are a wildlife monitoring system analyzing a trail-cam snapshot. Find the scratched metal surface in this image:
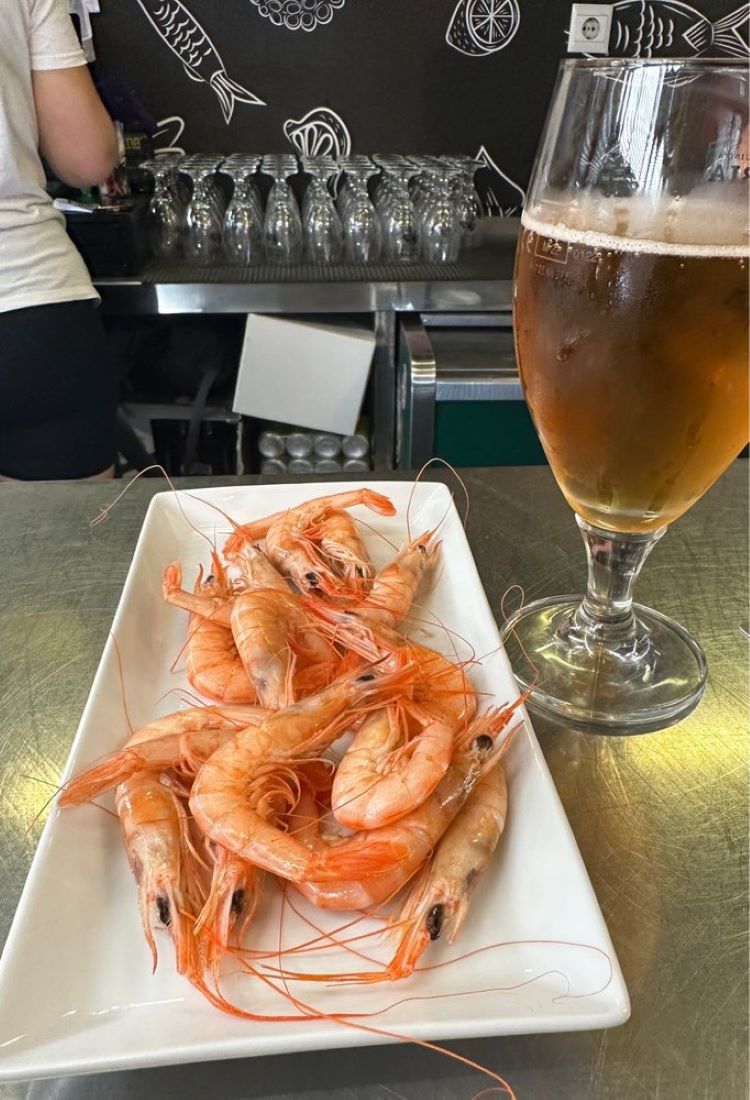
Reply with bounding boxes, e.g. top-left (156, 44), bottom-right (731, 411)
top-left (0, 465), bottom-right (746, 1100)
